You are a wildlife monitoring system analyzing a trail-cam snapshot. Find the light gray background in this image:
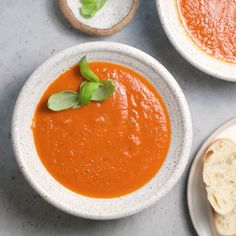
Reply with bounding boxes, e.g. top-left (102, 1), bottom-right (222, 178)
top-left (0, 0), bottom-right (235, 235)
